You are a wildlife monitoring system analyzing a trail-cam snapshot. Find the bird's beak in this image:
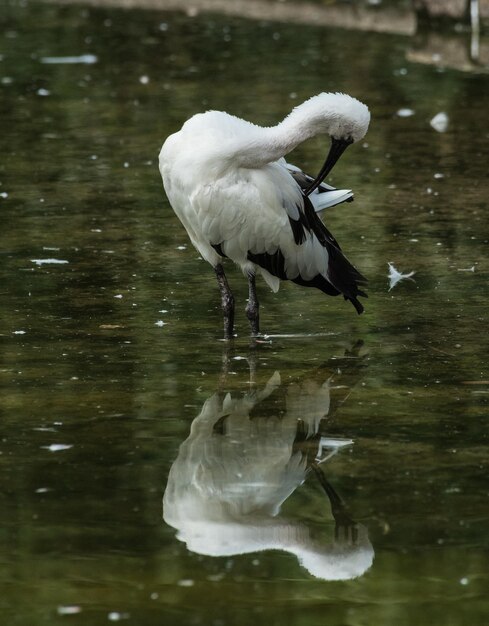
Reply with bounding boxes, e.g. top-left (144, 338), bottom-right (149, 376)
top-left (304, 137), bottom-right (353, 196)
